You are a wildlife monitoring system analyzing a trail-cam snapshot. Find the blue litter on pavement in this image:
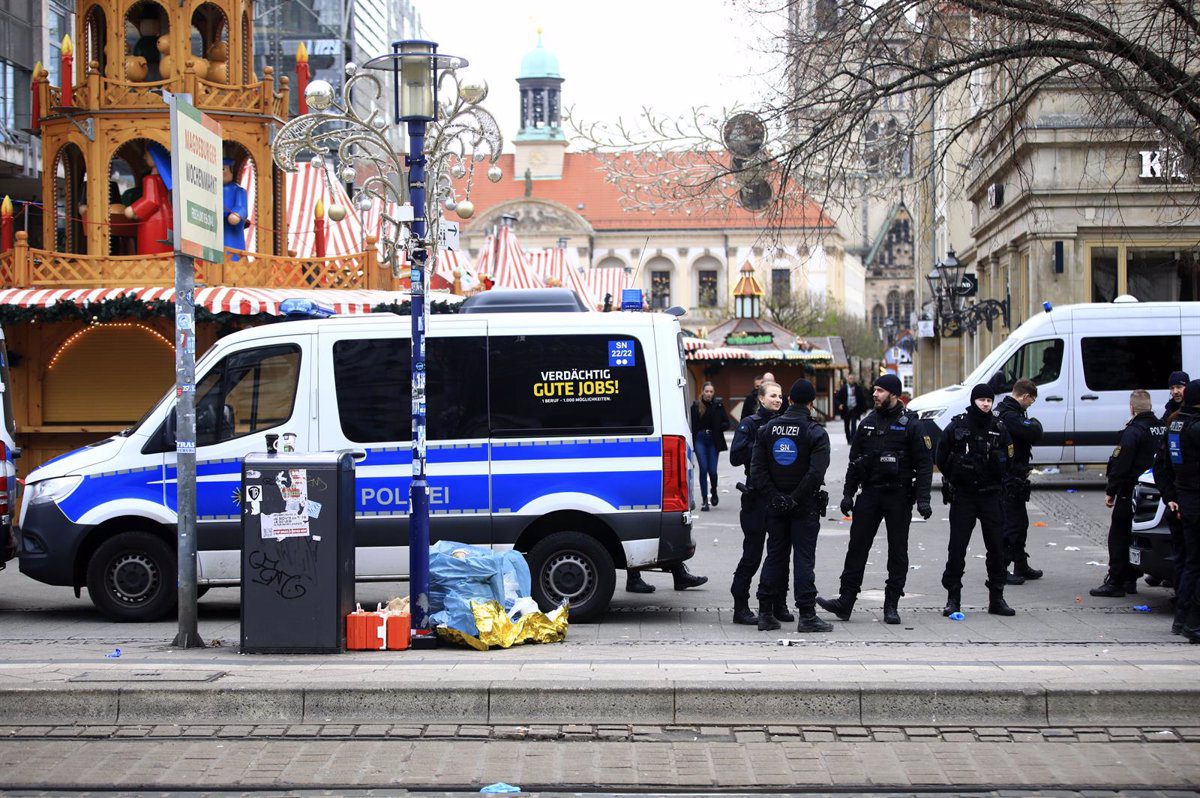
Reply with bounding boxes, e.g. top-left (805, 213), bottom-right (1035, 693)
top-left (1066, 489), bottom-right (1077, 493)
top-left (104, 648), bottom-right (121, 658)
top-left (1133, 605), bottom-right (1151, 613)
top-left (948, 612), bottom-right (965, 621)
top-left (481, 784), bottom-right (521, 794)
